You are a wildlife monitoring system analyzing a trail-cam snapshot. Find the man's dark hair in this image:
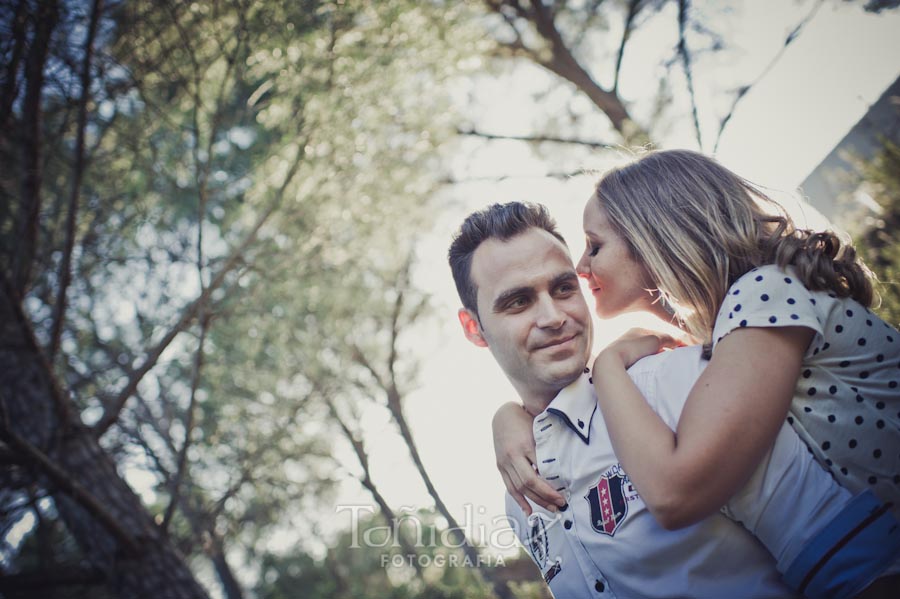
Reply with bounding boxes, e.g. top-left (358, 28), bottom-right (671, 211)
top-left (448, 202), bottom-right (566, 318)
